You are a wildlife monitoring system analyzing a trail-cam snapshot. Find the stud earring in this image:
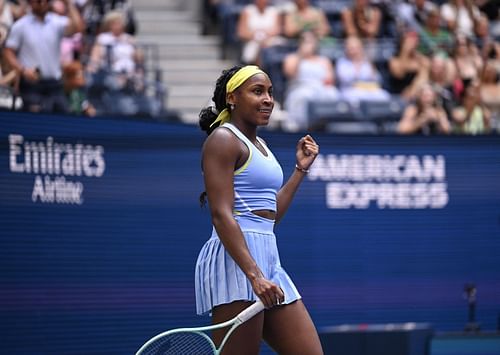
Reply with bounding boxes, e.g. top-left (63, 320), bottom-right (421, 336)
top-left (229, 104), bottom-right (235, 110)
